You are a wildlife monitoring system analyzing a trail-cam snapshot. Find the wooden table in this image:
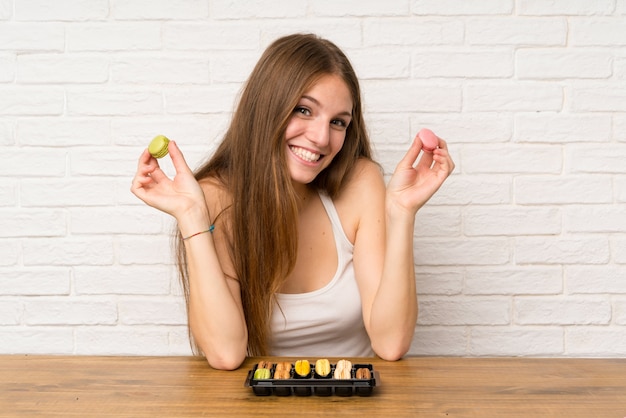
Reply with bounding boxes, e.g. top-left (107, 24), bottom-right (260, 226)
top-left (2, 355), bottom-right (626, 417)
